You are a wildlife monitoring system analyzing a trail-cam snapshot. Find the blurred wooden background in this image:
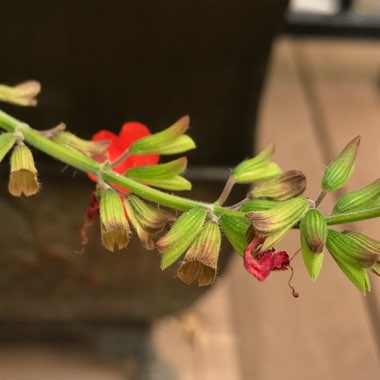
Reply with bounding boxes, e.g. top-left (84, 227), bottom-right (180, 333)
top-left (2, 37), bottom-right (380, 379)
